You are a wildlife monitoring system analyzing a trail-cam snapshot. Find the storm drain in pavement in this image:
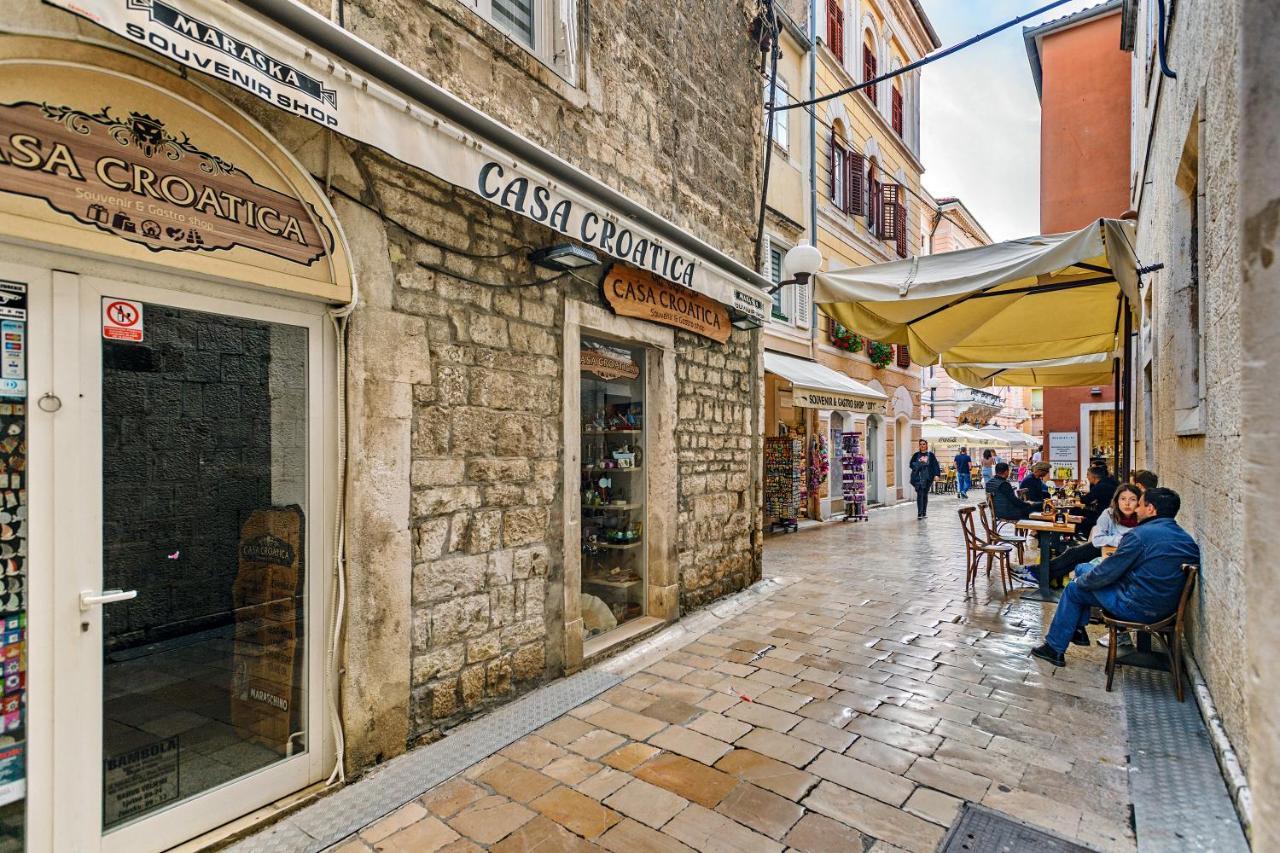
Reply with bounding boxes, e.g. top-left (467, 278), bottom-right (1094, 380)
top-left (939, 803), bottom-right (1097, 853)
